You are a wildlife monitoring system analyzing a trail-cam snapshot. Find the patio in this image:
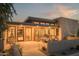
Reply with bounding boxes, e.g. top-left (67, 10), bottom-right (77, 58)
top-left (17, 41), bottom-right (46, 56)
